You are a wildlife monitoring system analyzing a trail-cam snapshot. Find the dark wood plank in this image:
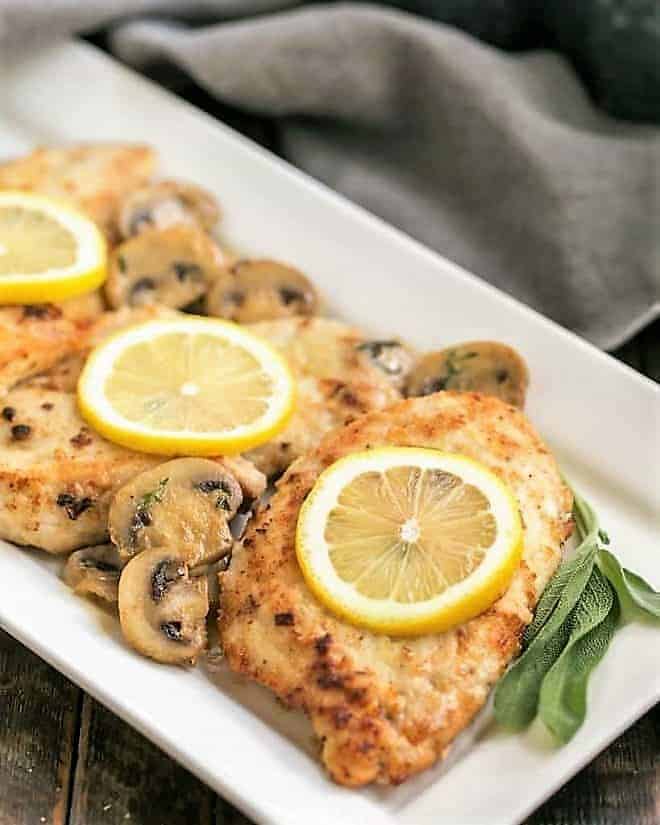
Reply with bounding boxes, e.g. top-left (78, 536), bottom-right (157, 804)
top-left (215, 798), bottom-right (253, 825)
top-left (68, 694), bottom-right (214, 825)
top-left (525, 703), bottom-right (659, 825)
top-left (0, 630), bottom-right (80, 825)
